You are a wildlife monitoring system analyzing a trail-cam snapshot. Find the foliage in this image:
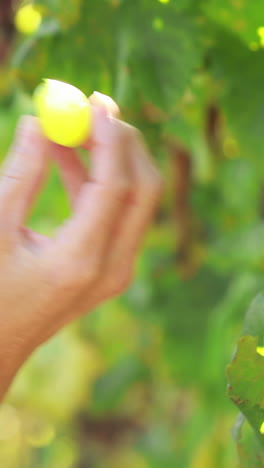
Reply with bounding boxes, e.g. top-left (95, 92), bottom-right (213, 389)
top-left (1, 0), bottom-right (264, 467)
